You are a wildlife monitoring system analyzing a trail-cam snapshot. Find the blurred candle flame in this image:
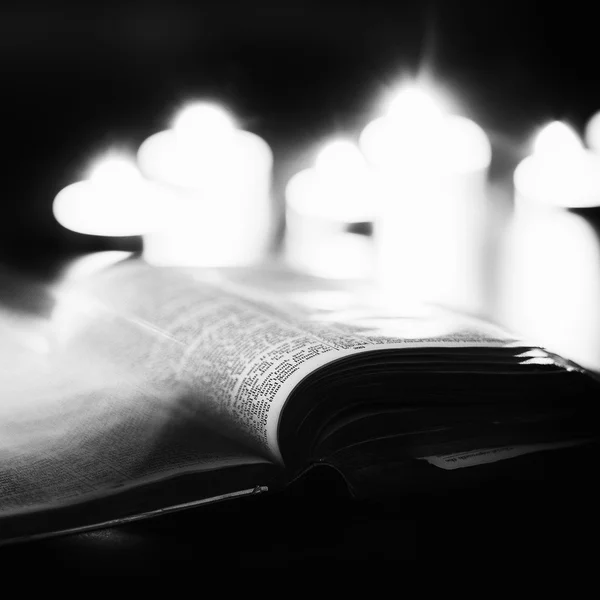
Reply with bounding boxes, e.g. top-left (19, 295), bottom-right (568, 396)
top-left (501, 120), bottom-right (600, 372)
top-left (360, 85), bottom-right (490, 174)
top-left (360, 82), bottom-right (491, 314)
top-left (315, 139), bottom-right (368, 181)
top-left (387, 86), bottom-right (445, 134)
top-left (173, 102), bottom-right (237, 158)
top-left (138, 101), bottom-right (273, 266)
top-left (284, 138), bottom-right (375, 279)
top-left (88, 155), bottom-right (144, 186)
top-left (173, 102), bottom-right (236, 139)
top-left (53, 153), bottom-right (165, 237)
top-left (514, 121), bottom-right (600, 209)
top-left (533, 120), bottom-right (583, 157)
